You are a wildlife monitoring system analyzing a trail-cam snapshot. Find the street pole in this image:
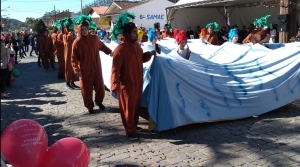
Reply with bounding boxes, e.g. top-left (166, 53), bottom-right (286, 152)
top-left (81, 0), bottom-right (83, 14)
top-left (54, 5), bottom-right (56, 22)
